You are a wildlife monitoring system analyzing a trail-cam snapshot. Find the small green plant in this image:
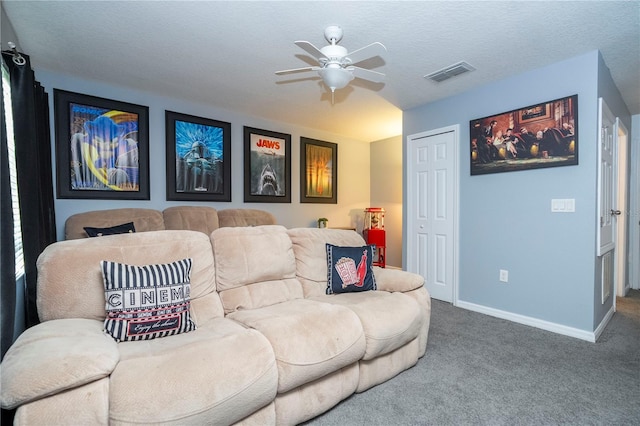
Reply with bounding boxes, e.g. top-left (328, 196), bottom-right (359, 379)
top-left (317, 217), bottom-right (328, 228)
